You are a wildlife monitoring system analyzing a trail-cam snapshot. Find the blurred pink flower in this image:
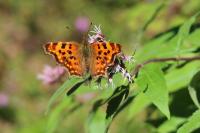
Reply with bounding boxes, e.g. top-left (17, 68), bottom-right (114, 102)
top-left (75, 16), bottom-right (90, 32)
top-left (0, 93), bottom-right (9, 107)
top-left (76, 92), bottom-right (97, 103)
top-left (37, 65), bottom-right (66, 85)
